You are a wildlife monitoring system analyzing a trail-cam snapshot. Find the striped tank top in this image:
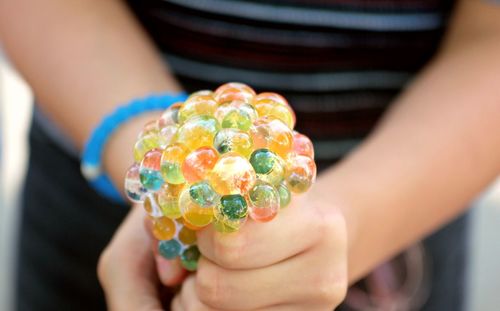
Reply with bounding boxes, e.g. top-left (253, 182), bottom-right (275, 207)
top-left (126, 0), bottom-right (455, 166)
